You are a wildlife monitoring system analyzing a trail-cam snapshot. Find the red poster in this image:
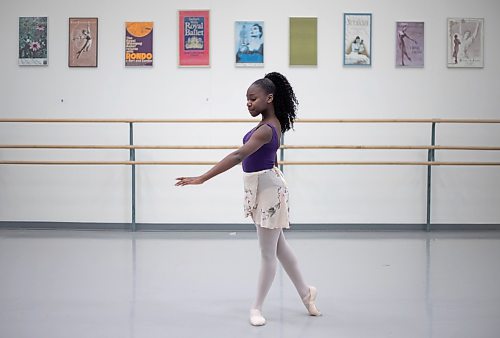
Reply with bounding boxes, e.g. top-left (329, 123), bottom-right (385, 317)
top-left (178, 10), bottom-right (210, 66)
